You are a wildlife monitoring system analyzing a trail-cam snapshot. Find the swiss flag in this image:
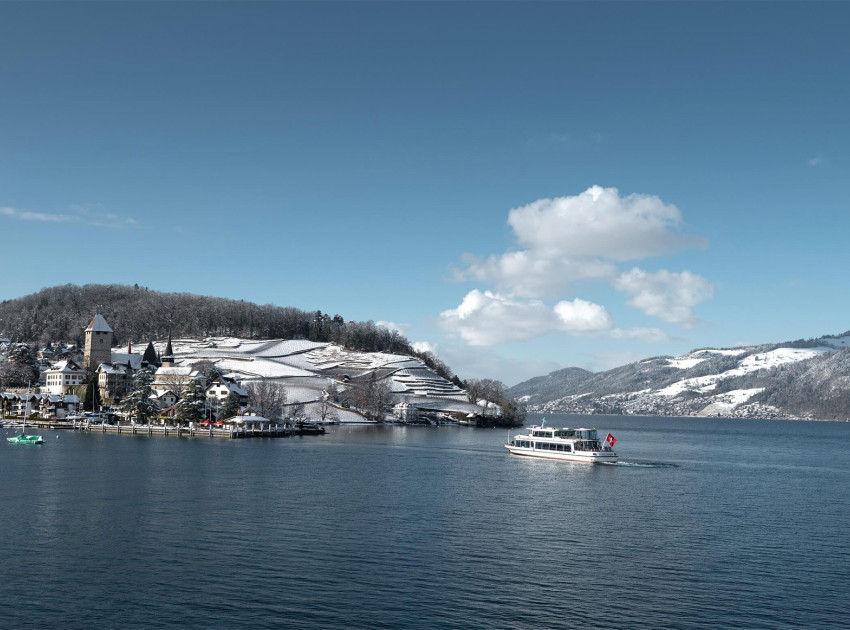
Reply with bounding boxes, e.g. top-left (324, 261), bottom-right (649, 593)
top-left (606, 432), bottom-right (616, 447)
